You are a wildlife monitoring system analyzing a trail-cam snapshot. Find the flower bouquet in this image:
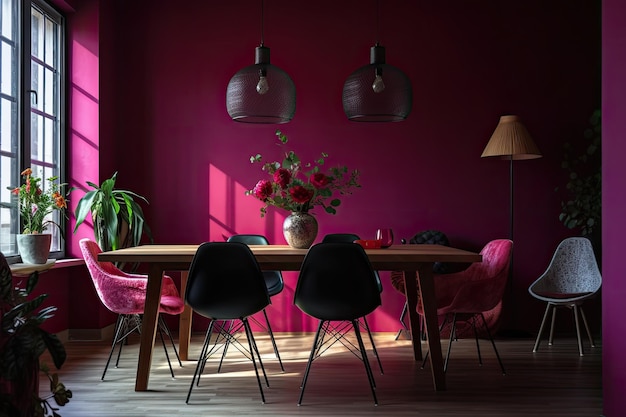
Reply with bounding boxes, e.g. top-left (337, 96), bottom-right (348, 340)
top-left (246, 130), bottom-right (360, 217)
